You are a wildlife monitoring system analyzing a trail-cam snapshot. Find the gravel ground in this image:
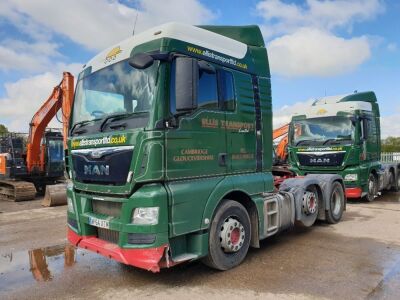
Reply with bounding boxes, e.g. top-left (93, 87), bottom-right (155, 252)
top-left (1, 192), bottom-right (399, 300)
